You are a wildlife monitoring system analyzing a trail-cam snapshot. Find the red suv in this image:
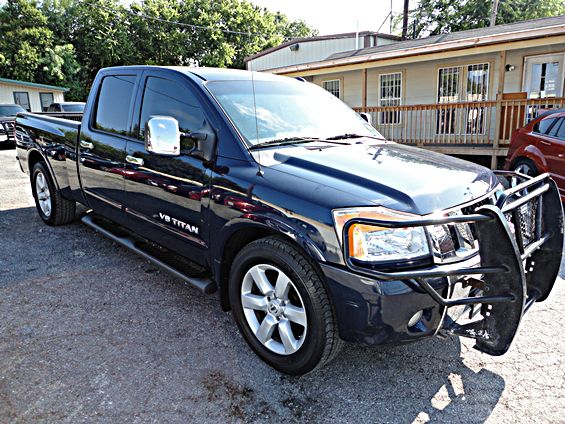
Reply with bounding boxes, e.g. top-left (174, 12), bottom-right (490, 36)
top-left (504, 109), bottom-right (565, 200)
